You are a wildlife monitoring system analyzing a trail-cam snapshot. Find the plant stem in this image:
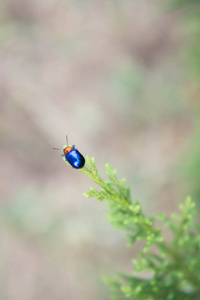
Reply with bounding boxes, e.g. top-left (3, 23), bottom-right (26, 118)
top-left (81, 164), bottom-right (200, 291)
